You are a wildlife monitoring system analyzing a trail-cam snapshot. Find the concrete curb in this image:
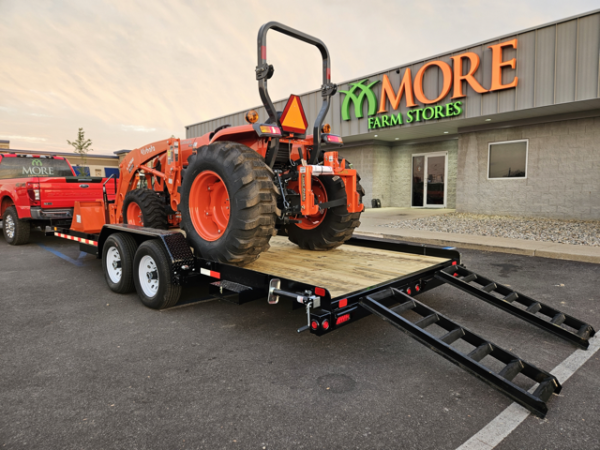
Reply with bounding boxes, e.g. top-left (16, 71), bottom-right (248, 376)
top-left (354, 230), bottom-right (600, 264)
